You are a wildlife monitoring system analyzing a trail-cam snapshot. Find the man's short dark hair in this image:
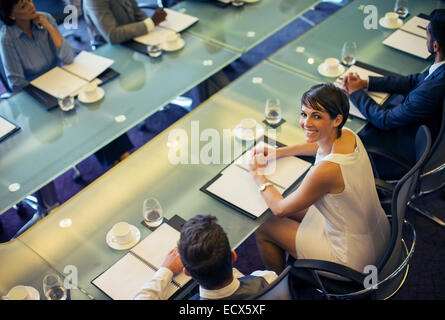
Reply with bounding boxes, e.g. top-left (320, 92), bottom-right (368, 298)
top-left (301, 83), bottom-right (350, 138)
top-left (429, 9), bottom-right (445, 49)
top-left (0, 0), bottom-right (20, 26)
top-left (178, 215), bottom-right (233, 289)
